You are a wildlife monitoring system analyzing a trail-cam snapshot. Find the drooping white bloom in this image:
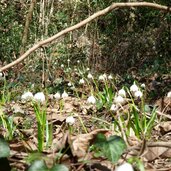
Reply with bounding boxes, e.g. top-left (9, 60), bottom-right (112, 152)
top-left (48, 94), bottom-right (54, 100)
top-left (66, 116), bottom-right (75, 125)
top-left (141, 83), bottom-right (146, 88)
top-left (54, 92), bottom-right (61, 100)
top-left (114, 95), bottom-right (125, 105)
top-left (67, 59), bottom-right (70, 62)
top-left (21, 91), bottom-right (33, 101)
top-left (87, 95), bottom-right (96, 104)
top-left (134, 90), bottom-right (143, 98)
top-left (34, 92), bottom-right (45, 103)
top-left (79, 78), bottom-right (85, 84)
top-left (77, 60), bottom-right (80, 63)
top-left (102, 74), bottom-right (107, 80)
top-left (86, 68), bottom-right (90, 71)
top-left (167, 91), bottom-right (171, 98)
top-left (62, 91), bottom-right (68, 98)
top-left (115, 162), bottom-right (134, 171)
top-left (87, 73), bottom-right (93, 79)
top-left (110, 104), bottom-right (118, 112)
top-left (61, 64), bottom-right (64, 68)
top-left (118, 89), bottom-right (126, 97)
top-left (130, 83), bottom-right (139, 92)
top-left (0, 72), bottom-right (5, 81)
top-left (0, 72), bottom-right (3, 77)
top-left (99, 75), bottom-right (105, 81)
top-left (108, 74), bottom-right (113, 80)
top-left (68, 82), bottom-right (72, 86)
